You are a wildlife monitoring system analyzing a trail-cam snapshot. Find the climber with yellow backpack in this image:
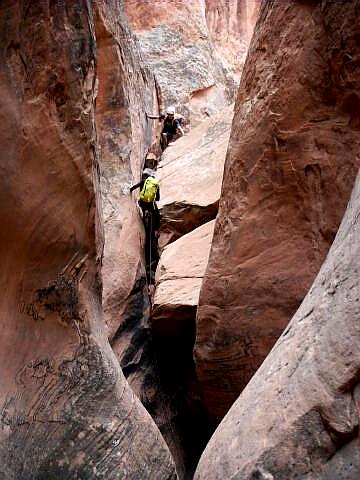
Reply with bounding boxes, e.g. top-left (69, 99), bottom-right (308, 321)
top-left (130, 168), bottom-right (160, 230)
